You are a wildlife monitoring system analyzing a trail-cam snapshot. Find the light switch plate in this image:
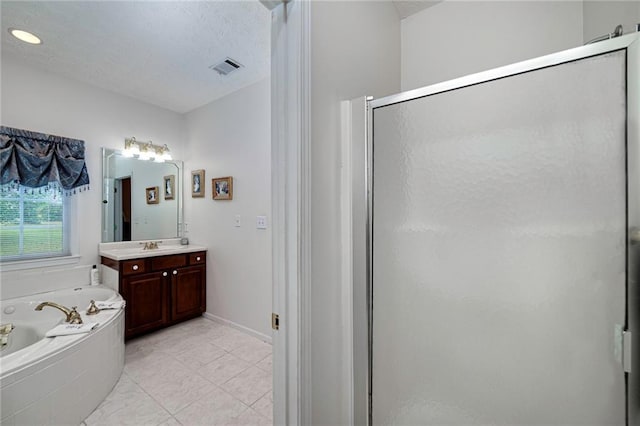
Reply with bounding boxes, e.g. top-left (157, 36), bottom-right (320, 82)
top-left (235, 215), bottom-right (241, 227)
top-left (256, 215), bottom-right (267, 229)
